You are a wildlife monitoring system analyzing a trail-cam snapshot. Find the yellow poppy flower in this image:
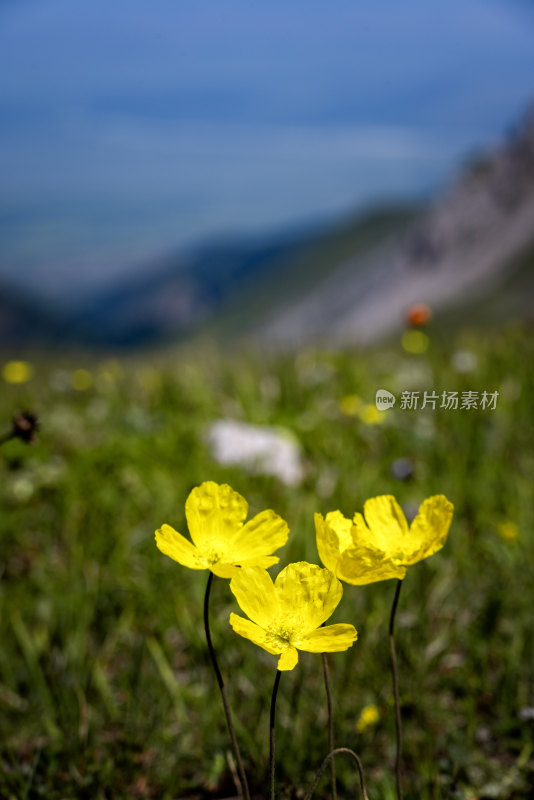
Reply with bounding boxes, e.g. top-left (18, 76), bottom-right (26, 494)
top-left (229, 562), bottom-right (358, 671)
top-left (155, 481), bottom-right (289, 578)
top-left (315, 494), bottom-right (453, 585)
top-left (2, 360), bottom-right (34, 384)
top-left (401, 330), bottom-right (429, 354)
top-left (497, 520), bottom-right (519, 543)
top-left (356, 703), bottom-right (379, 733)
top-left (71, 369), bottom-right (93, 391)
